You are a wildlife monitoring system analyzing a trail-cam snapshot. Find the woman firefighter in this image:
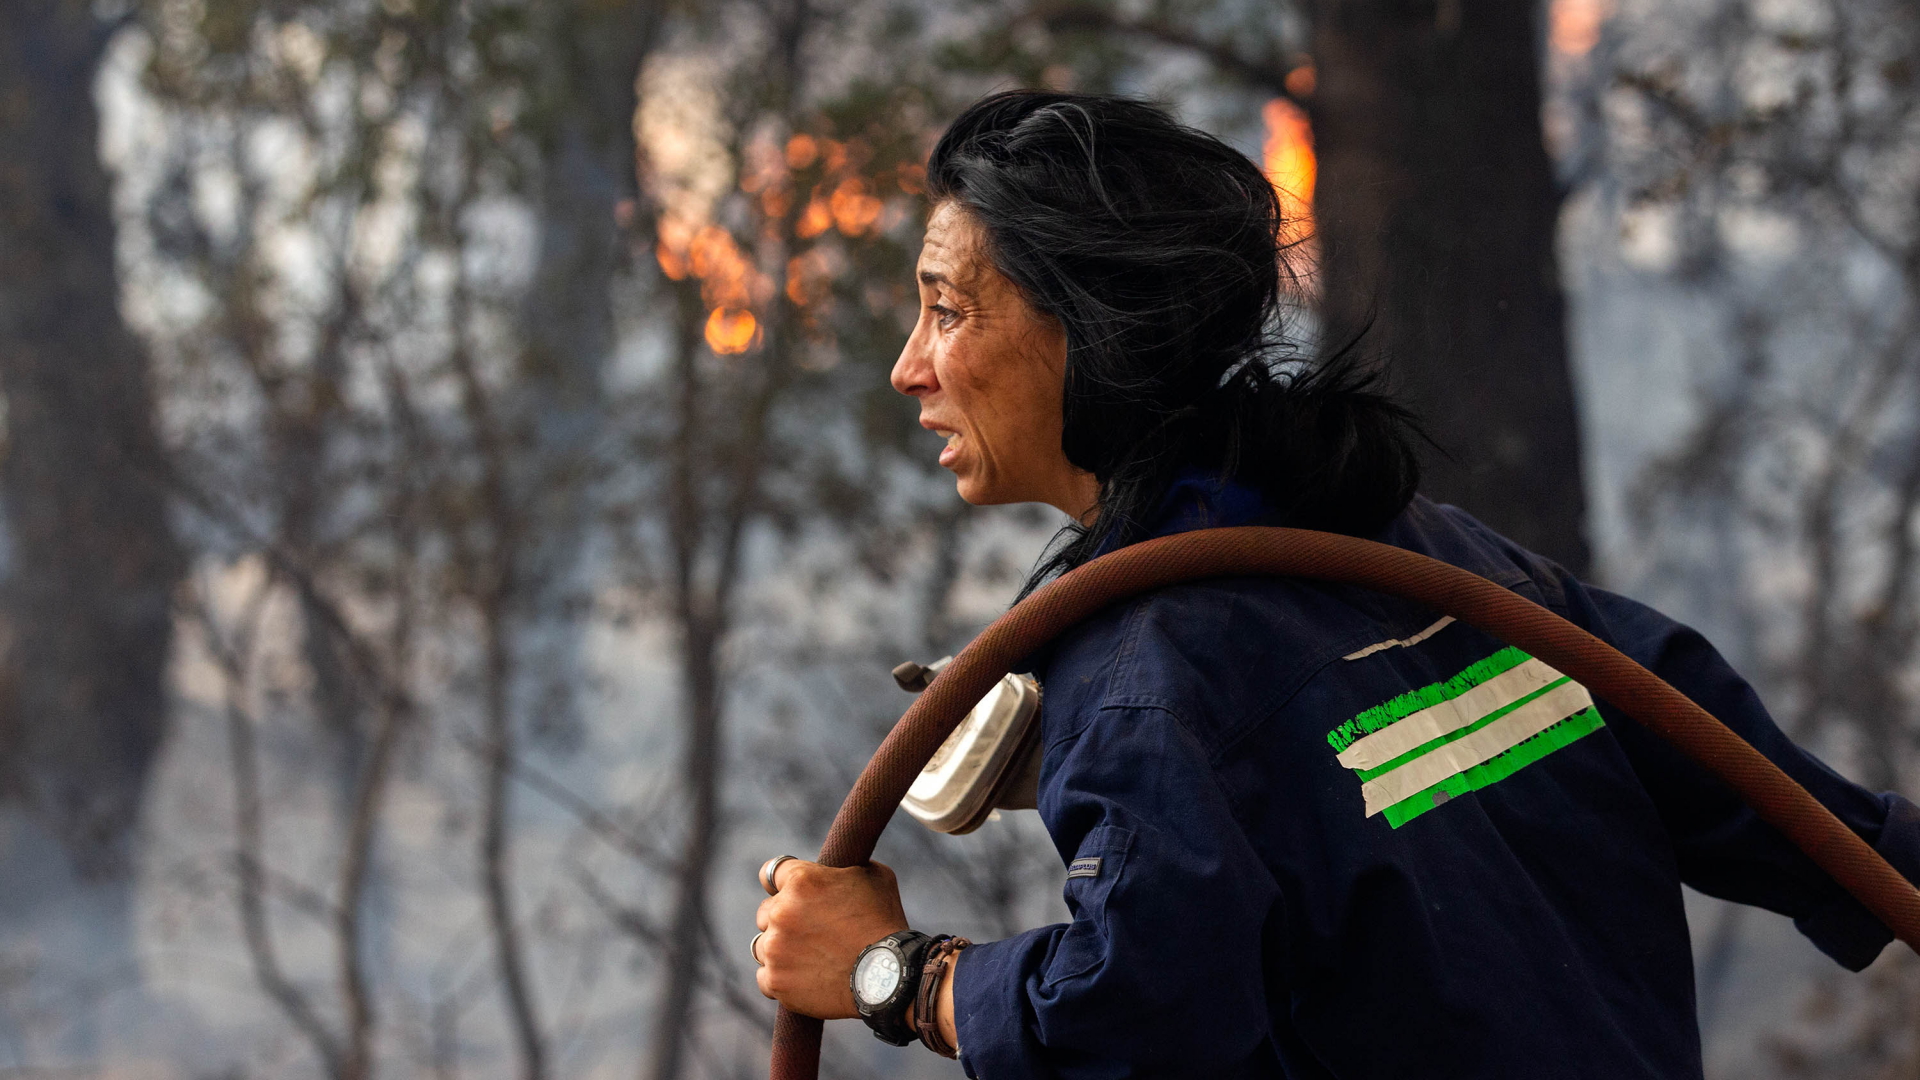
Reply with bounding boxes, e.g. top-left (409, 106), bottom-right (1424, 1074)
top-left (747, 90), bottom-right (1920, 1079)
